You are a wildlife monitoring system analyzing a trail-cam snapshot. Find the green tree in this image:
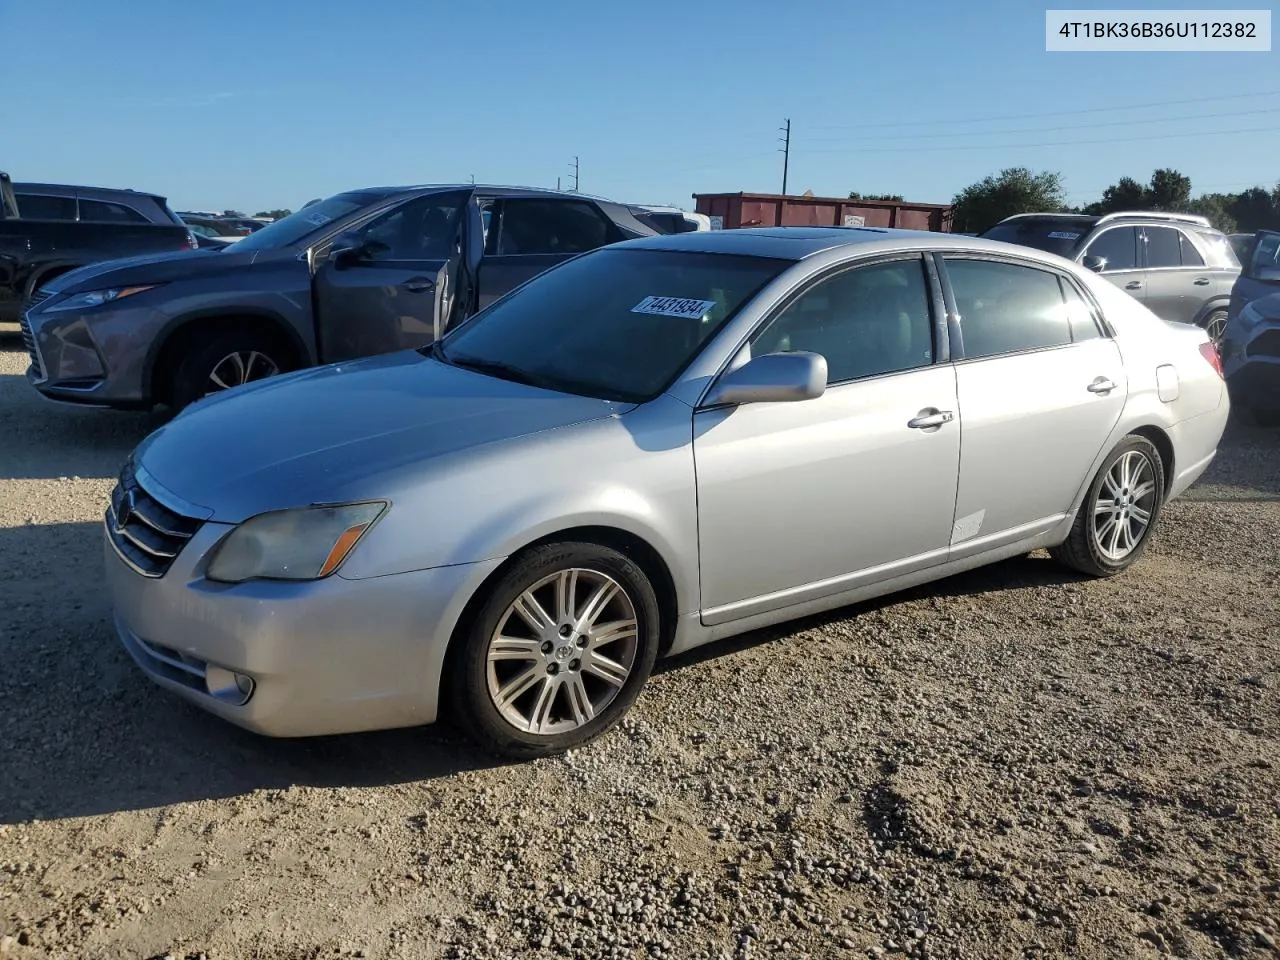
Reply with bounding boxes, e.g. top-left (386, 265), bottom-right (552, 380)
top-left (1084, 176), bottom-right (1146, 215)
top-left (1186, 193), bottom-right (1237, 233)
top-left (848, 191), bottom-right (904, 202)
top-left (221, 209), bottom-right (246, 218)
top-left (1228, 186), bottom-right (1278, 233)
top-left (254, 208), bottom-right (292, 220)
top-left (1146, 168), bottom-right (1192, 211)
top-left (950, 167), bottom-right (1066, 233)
